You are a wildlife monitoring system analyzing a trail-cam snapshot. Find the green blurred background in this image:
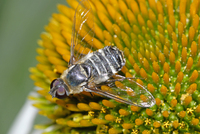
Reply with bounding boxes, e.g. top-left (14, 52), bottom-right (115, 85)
top-left (0, 0), bottom-right (66, 133)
